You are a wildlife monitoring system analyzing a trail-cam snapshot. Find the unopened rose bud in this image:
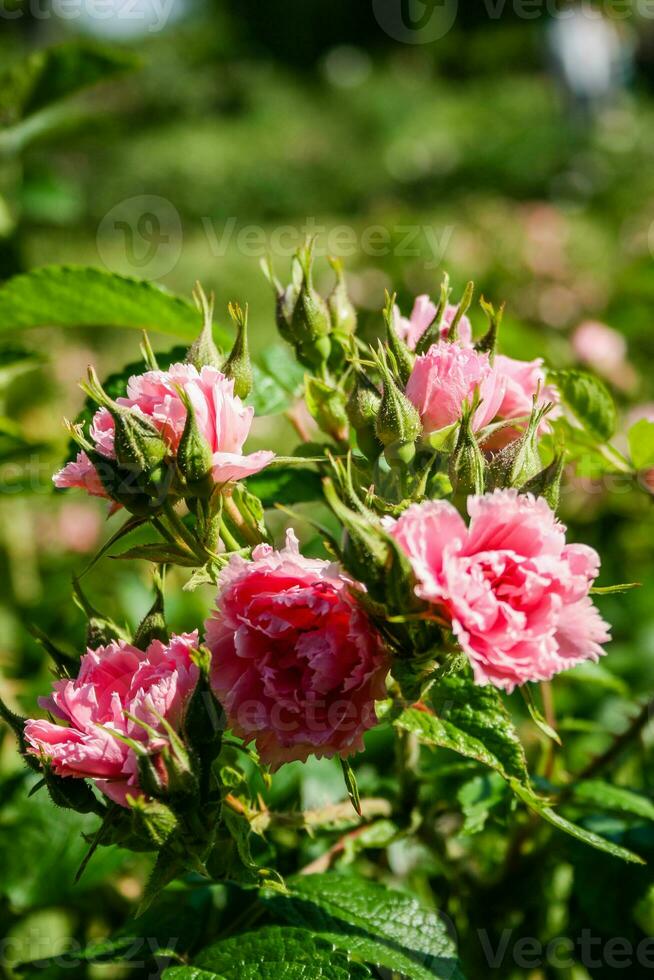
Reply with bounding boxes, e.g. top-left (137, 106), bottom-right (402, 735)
top-left (374, 346), bottom-right (422, 469)
top-left (327, 256), bottom-right (357, 338)
top-left (520, 452), bottom-right (565, 510)
top-left (384, 292), bottom-right (415, 387)
top-left (112, 407), bottom-right (167, 475)
top-left (176, 390), bottom-right (214, 496)
top-left (186, 284), bottom-right (222, 370)
top-left (222, 302), bottom-right (253, 399)
top-left (263, 241), bottom-right (332, 370)
top-left (449, 404), bottom-right (486, 496)
top-left (489, 398), bottom-right (551, 490)
top-left (347, 374), bottom-right (382, 461)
